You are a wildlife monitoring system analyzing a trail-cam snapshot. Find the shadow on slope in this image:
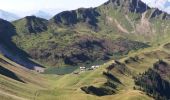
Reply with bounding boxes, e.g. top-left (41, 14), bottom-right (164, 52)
top-left (0, 65), bottom-right (25, 83)
top-left (81, 60), bottom-right (132, 96)
top-left (0, 18), bottom-right (44, 69)
top-left (81, 71), bottom-right (120, 96)
top-left (134, 60), bottom-right (170, 100)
